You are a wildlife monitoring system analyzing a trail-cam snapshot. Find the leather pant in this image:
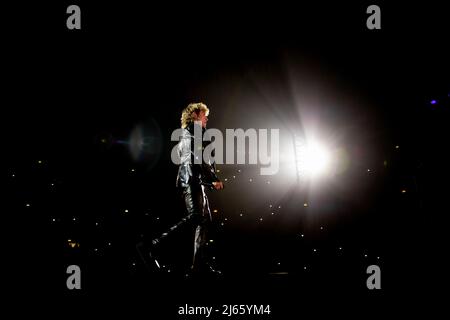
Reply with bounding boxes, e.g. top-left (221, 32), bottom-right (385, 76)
top-left (182, 184), bottom-right (212, 271)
